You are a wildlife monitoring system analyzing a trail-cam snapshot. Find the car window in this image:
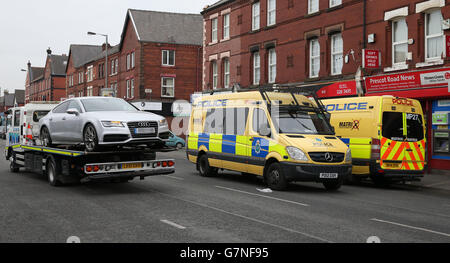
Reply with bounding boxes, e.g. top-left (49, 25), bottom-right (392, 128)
top-left (53, 101), bottom-right (70, 113)
top-left (68, 100), bottom-right (82, 113)
top-left (33, 111), bottom-right (49, 122)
